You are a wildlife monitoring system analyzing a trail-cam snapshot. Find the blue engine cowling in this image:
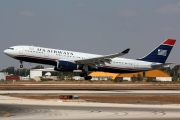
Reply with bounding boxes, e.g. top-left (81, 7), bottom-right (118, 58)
top-left (55, 60), bottom-right (78, 71)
